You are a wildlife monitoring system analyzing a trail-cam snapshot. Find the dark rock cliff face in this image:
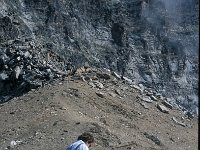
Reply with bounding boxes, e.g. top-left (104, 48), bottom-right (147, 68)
top-left (0, 0), bottom-right (199, 114)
